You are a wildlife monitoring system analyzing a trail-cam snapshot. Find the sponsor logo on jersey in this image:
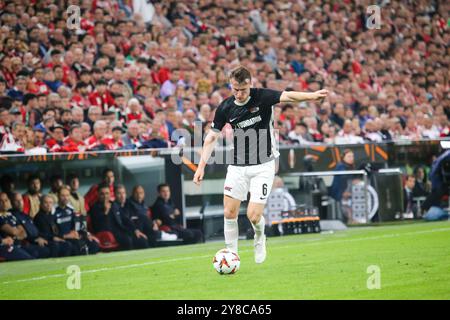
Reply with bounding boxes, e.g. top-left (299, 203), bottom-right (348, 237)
top-left (224, 186), bottom-right (232, 191)
top-left (56, 216), bottom-right (72, 224)
top-left (236, 115), bottom-right (262, 129)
